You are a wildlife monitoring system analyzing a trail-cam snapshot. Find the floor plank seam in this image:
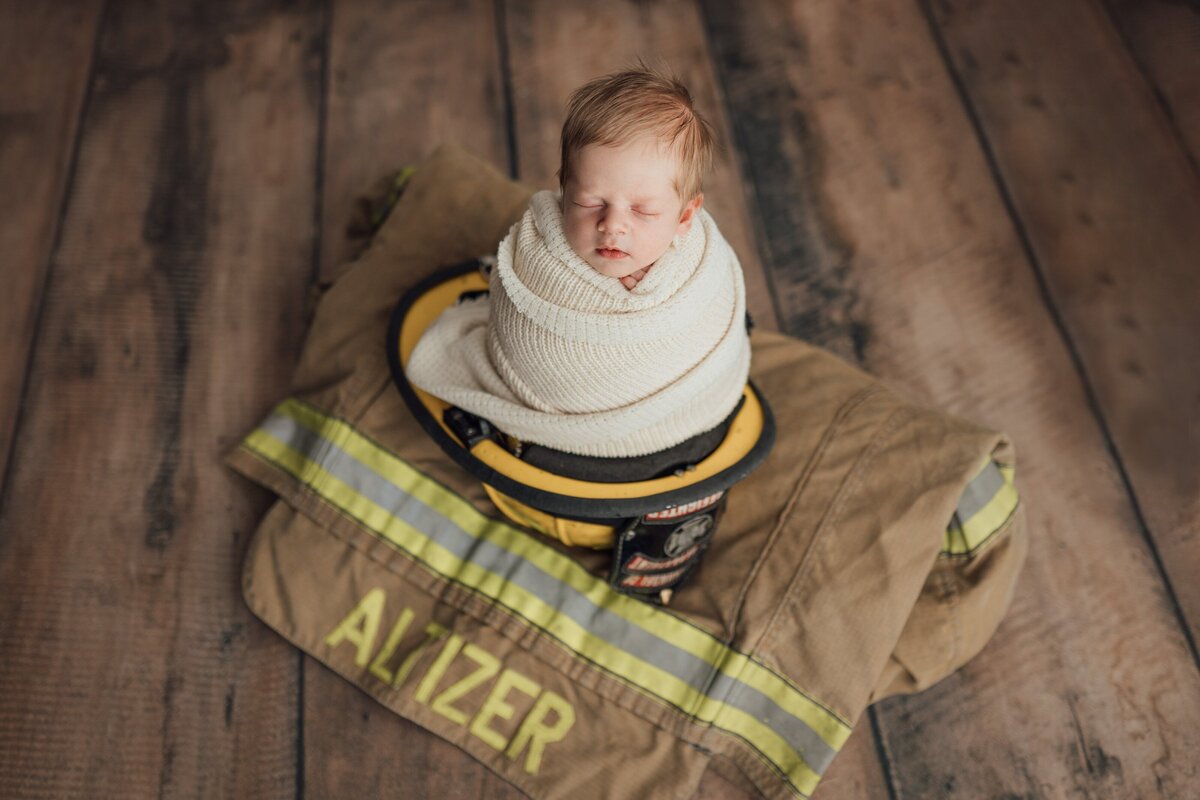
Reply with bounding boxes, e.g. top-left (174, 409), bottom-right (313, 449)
top-left (691, 0), bottom-right (790, 337)
top-left (297, 650), bottom-right (307, 800)
top-left (493, 0), bottom-right (520, 180)
top-left (310, 0), bottom-right (334, 286)
top-left (0, 0), bottom-right (110, 513)
top-left (869, 706), bottom-right (901, 800)
top-left (1094, 0), bottom-right (1200, 180)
